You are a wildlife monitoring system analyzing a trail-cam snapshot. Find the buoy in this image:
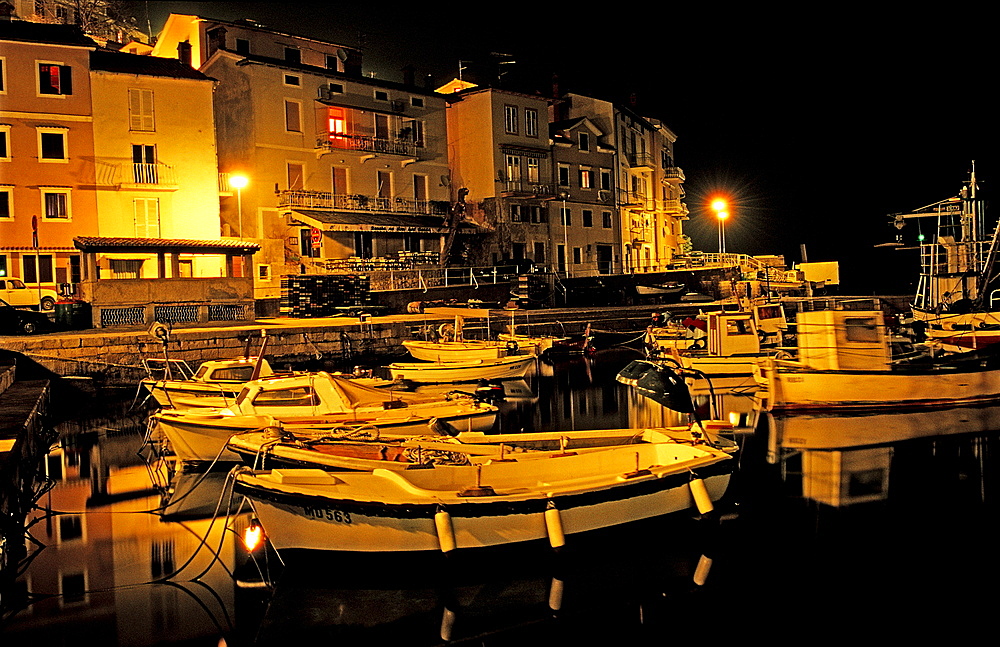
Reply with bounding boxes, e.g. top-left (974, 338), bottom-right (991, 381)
top-left (548, 576), bottom-right (565, 611)
top-left (435, 509), bottom-right (457, 553)
top-left (544, 501), bottom-right (566, 549)
top-left (440, 606), bottom-right (456, 641)
top-left (689, 476), bottom-right (714, 515)
top-left (693, 554), bottom-right (713, 586)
